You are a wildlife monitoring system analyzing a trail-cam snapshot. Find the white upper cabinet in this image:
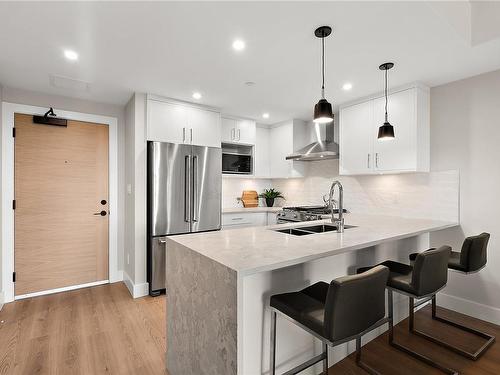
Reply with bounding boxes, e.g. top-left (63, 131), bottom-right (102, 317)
top-left (188, 106), bottom-right (221, 148)
top-left (339, 85), bottom-right (429, 175)
top-left (373, 89), bottom-right (416, 172)
top-left (147, 100), bottom-right (188, 144)
top-left (339, 100), bottom-right (373, 175)
top-left (147, 97), bottom-right (221, 148)
top-left (254, 126), bottom-right (270, 178)
top-left (269, 120), bottom-right (306, 178)
top-left (237, 120), bottom-right (257, 144)
top-left (221, 116), bottom-right (256, 145)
